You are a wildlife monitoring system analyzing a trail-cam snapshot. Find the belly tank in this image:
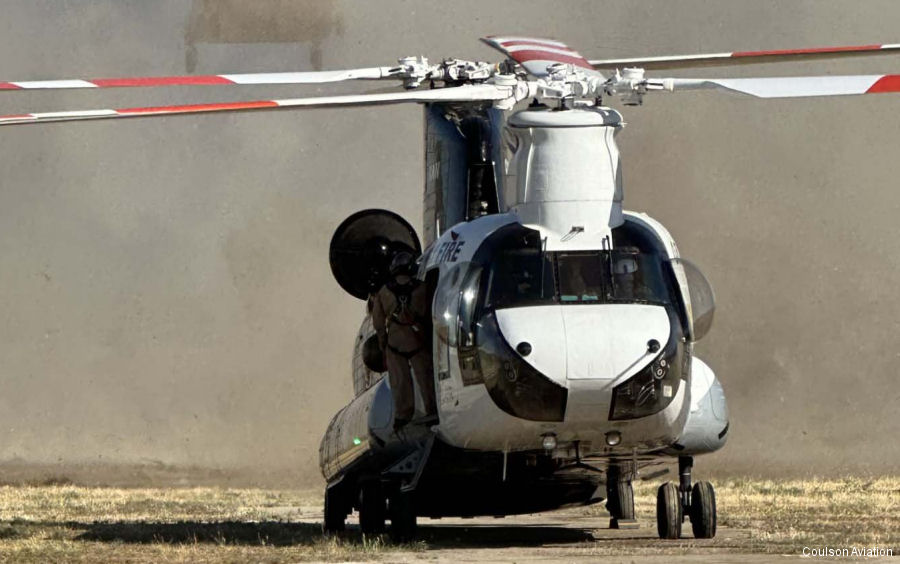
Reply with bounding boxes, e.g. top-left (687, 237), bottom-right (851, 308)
top-left (318, 319), bottom-right (434, 483)
top-left (319, 374), bottom-right (397, 482)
